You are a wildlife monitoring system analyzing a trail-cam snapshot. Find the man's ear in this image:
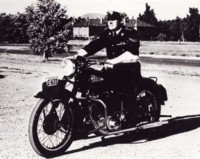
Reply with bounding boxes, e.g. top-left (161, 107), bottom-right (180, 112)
top-left (121, 19), bottom-right (126, 25)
